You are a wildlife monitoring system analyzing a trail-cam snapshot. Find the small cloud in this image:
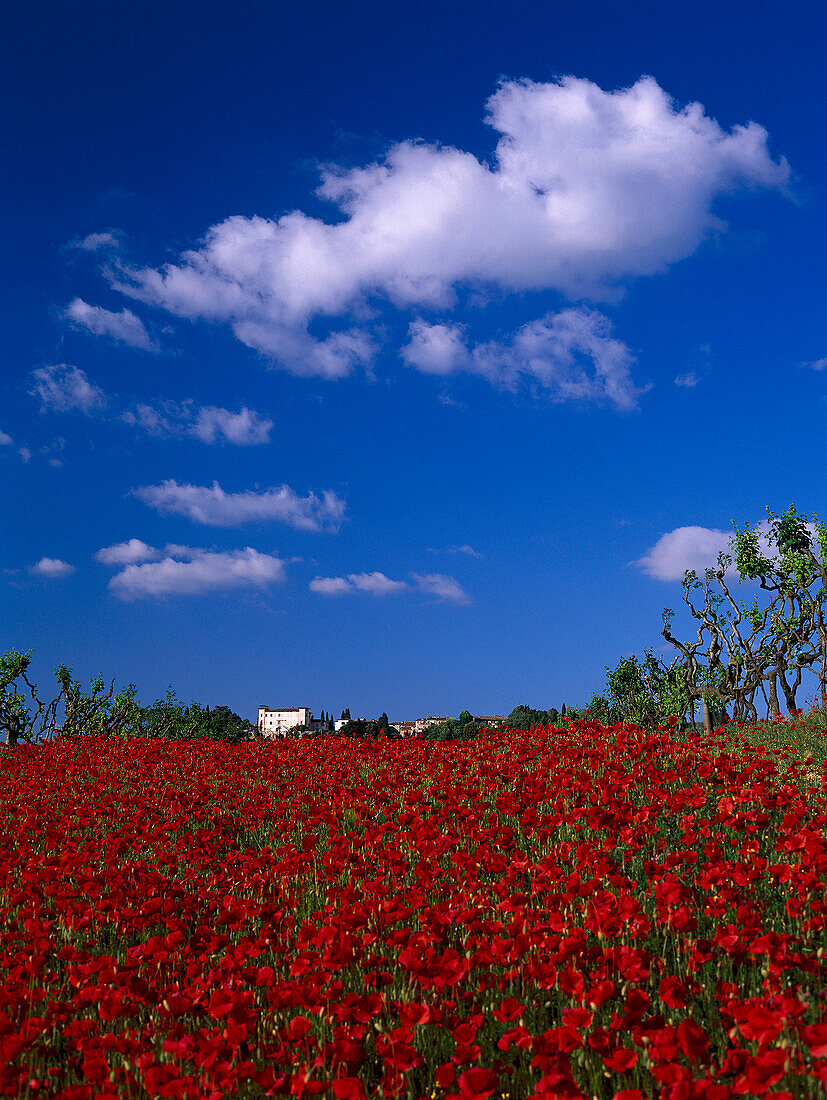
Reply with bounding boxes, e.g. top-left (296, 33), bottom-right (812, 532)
top-left (19, 447), bottom-right (31, 463)
top-left (122, 403), bottom-right (178, 436)
top-left (309, 571), bottom-right (409, 596)
top-left (133, 479), bottom-right (346, 531)
top-left (674, 371), bottom-right (699, 388)
top-left (807, 357), bottom-right (827, 372)
top-left (614, 518), bottom-right (631, 528)
top-left (631, 526), bottom-right (732, 580)
top-left (30, 557), bottom-right (75, 578)
top-left (411, 572), bottom-right (472, 604)
top-left (0, 430), bottom-right (12, 446)
top-left (349, 571), bottom-right (409, 595)
top-left (189, 406), bottom-right (273, 446)
top-left (64, 298), bottom-right (155, 351)
top-left (94, 539), bottom-right (160, 566)
top-left (40, 437), bottom-right (66, 467)
top-left (108, 547), bottom-right (287, 599)
top-left (29, 364), bottom-right (106, 415)
top-left (401, 320), bottom-right (470, 376)
top-left (403, 309), bottom-right (648, 411)
top-left (427, 543), bottom-right (482, 558)
top-left (122, 401), bottom-right (273, 445)
top-left (629, 518), bottom-right (818, 581)
top-left (310, 576), bottom-right (357, 596)
top-left (68, 231), bottom-right (121, 252)
top-left (438, 393), bottom-right (465, 408)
